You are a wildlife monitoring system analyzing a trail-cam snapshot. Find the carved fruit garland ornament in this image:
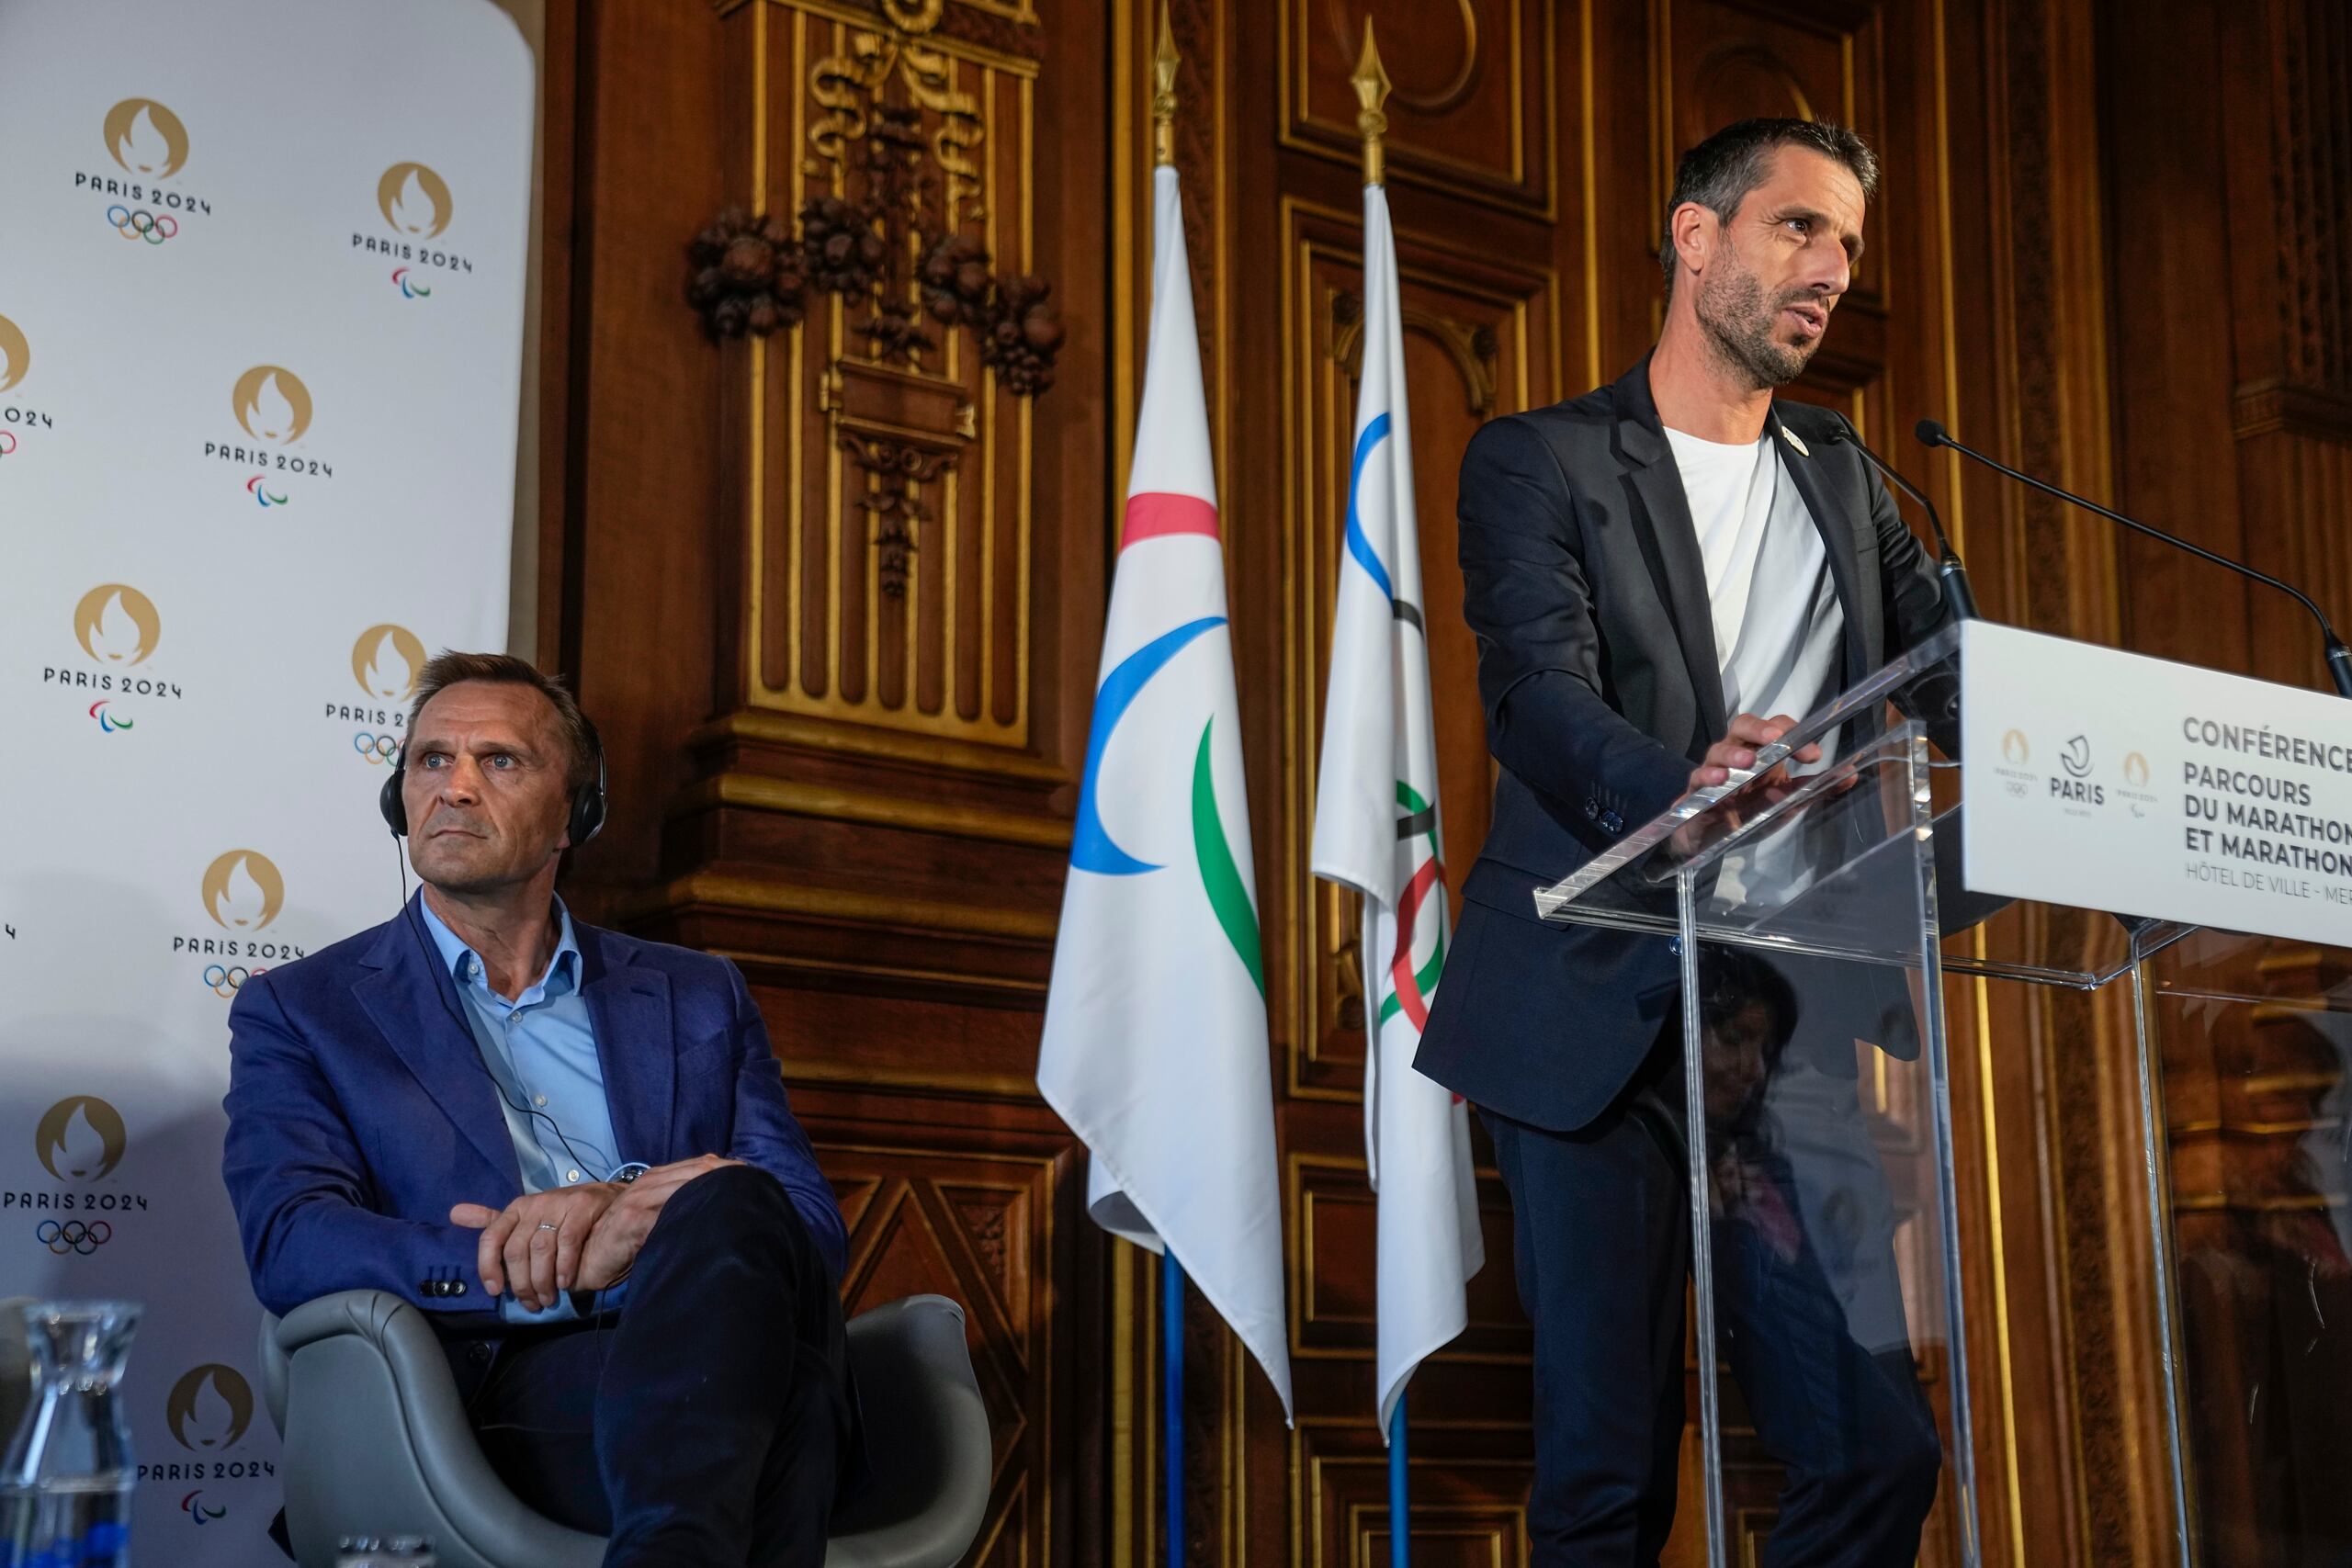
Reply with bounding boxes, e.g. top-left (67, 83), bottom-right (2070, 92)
top-left (686, 0), bottom-right (1064, 597)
